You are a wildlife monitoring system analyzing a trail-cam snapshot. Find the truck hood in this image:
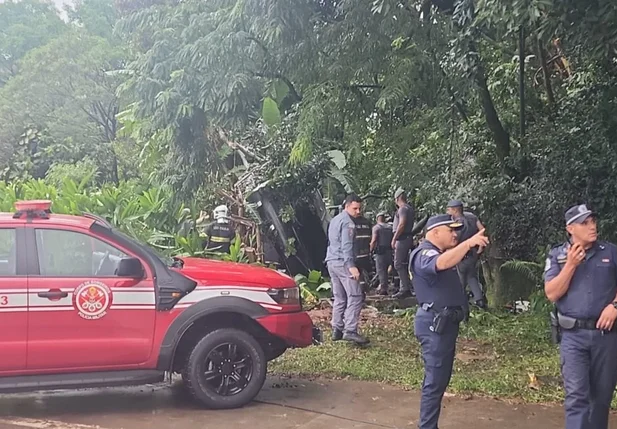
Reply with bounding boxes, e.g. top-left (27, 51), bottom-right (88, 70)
top-left (175, 257), bottom-right (296, 288)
